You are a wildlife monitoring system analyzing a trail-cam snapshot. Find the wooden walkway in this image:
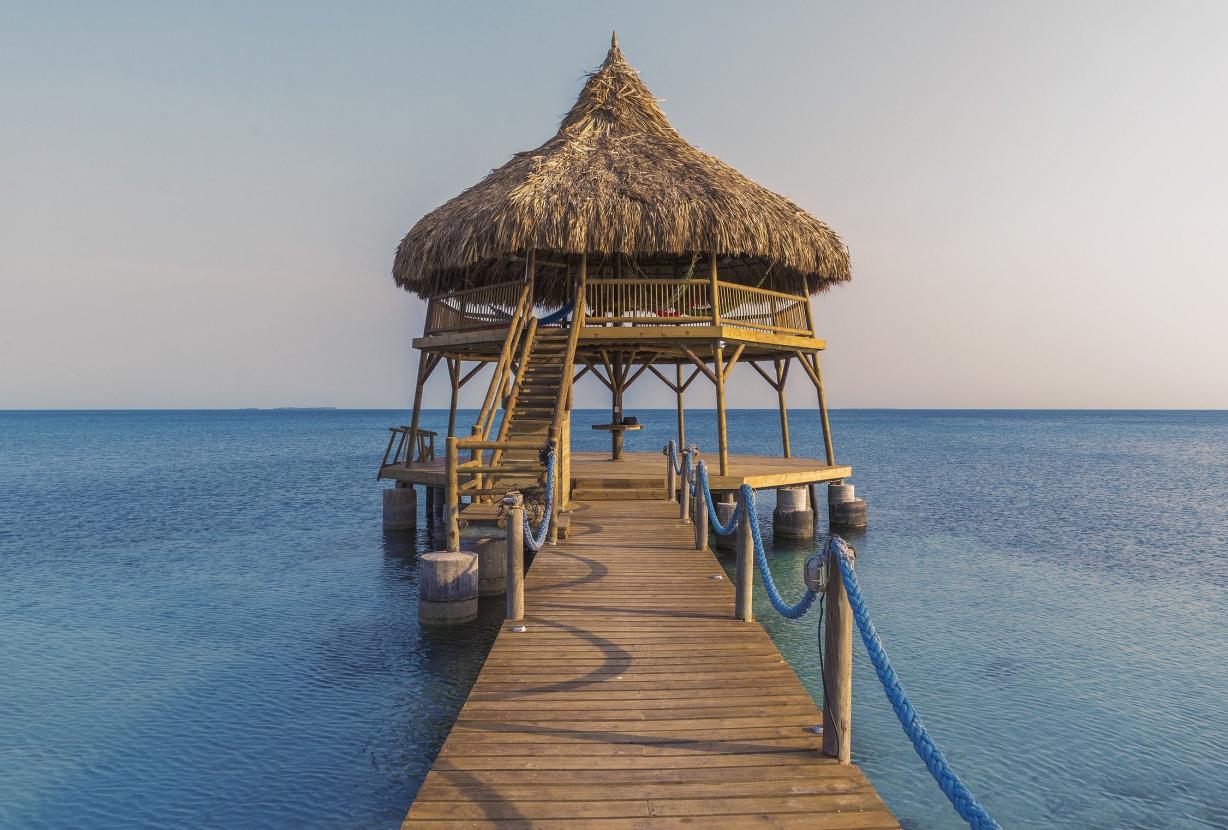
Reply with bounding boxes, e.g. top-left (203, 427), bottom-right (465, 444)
top-left (404, 499), bottom-right (900, 829)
